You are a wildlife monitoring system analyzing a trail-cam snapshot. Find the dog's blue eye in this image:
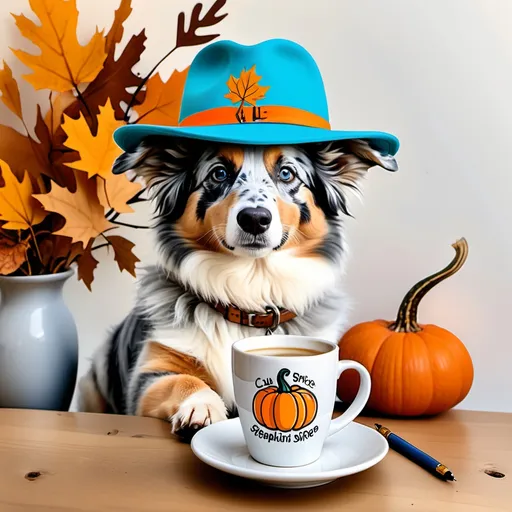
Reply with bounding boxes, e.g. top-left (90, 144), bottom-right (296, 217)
top-left (212, 168), bottom-right (228, 182)
top-left (278, 167), bottom-right (295, 183)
